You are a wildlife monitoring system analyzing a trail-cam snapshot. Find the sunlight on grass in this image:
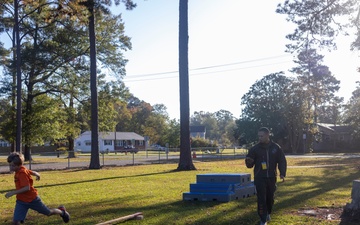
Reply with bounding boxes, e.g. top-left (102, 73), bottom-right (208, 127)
top-left (1, 157), bottom-right (359, 224)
